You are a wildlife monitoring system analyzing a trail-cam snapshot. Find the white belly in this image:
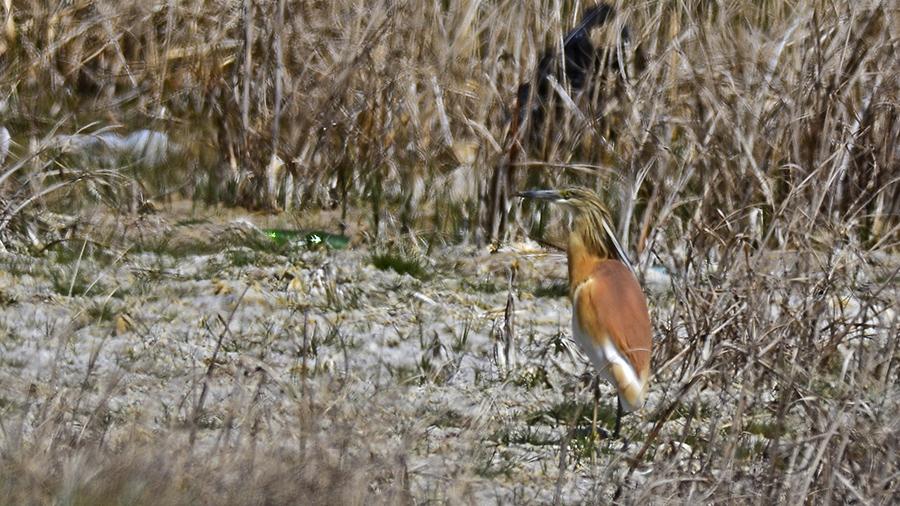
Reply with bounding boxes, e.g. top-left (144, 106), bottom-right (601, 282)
top-left (571, 312), bottom-right (616, 385)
